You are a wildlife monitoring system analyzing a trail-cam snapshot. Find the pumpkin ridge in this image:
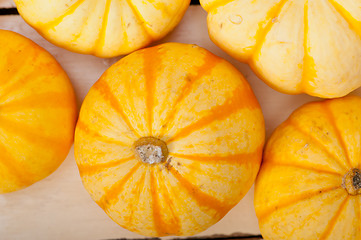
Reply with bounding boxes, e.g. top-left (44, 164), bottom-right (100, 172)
top-left (205, 0), bottom-right (237, 12)
top-left (93, 0), bottom-right (112, 55)
top-left (156, 169), bottom-right (182, 235)
top-left (251, 0), bottom-right (289, 62)
top-left (322, 102), bottom-right (353, 169)
top-left (263, 161), bottom-right (343, 177)
top-left (0, 92), bottom-right (74, 112)
top-left (257, 186), bottom-right (342, 221)
top-left (300, 0), bottom-right (318, 93)
top-left (327, 0), bottom-right (361, 38)
top-left (359, 131), bottom-right (361, 169)
top-left (93, 80), bottom-right (141, 138)
top-left (119, 8), bottom-right (130, 49)
top-left (166, 85), bottom-right (259, 143)
top-left (150, 168), bottom-right (169, 236)
top-left (168, 166), bottom-right (231, 218)
top-left (169, 146), bottom-right (262, 165)
top-left (355, 196), bottom-right (361, 234)
top-left (126, 171), bottom-right (146, 227)
top-left (143, 46), bottom-right (161, 135)
top-left (97, 162), bottom-right (141, 210)
top-left (76, 120), bottom-right (131, 146)
top-left (319, 195), bottom-right (350, 239)
top-left (70, 1), bottom-right (99, 43)
top-left (0, 70), bottom-right (40, 102)
top-left (40, 0), bottom-right (86, 30)
top-left (78, 156), bottom-right (135, 176)
top-left (125, 0), bottom-right (154, 40)
top-left (0, 52), bottom-right (41, 97)
top-left (0, 141), bottom-right (35, 189)
top-left (287, 117), bottom-right (349, 172)
top-left (158, 50), bottom-right (222, 138)
top-left (0, 115), bottom-right (67, 155)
